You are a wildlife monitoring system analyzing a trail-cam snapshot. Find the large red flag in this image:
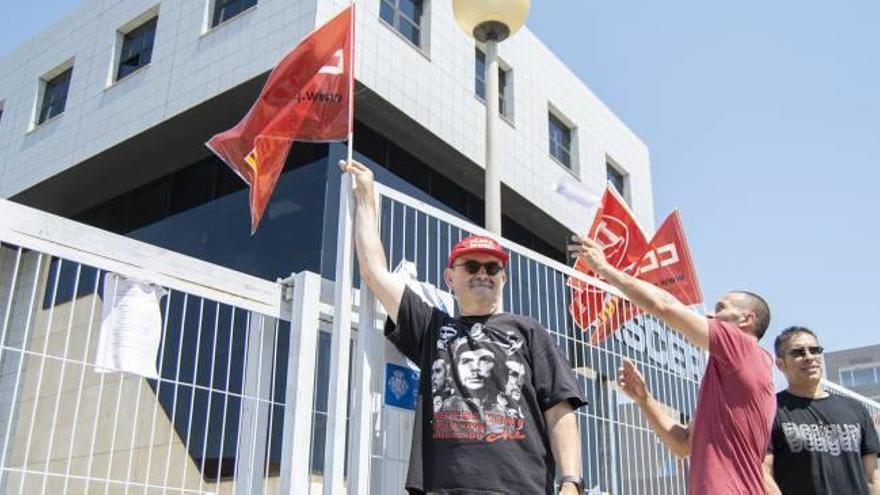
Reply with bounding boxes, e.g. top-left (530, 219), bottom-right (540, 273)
top-left (637, 210), bottom-right (703, 305)
top-left (570, 202), bottom-right (705, 344)
top-left (207, 7), bottom-right (353, 233)
top-left (567, 186), bottom-right (649, 342)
